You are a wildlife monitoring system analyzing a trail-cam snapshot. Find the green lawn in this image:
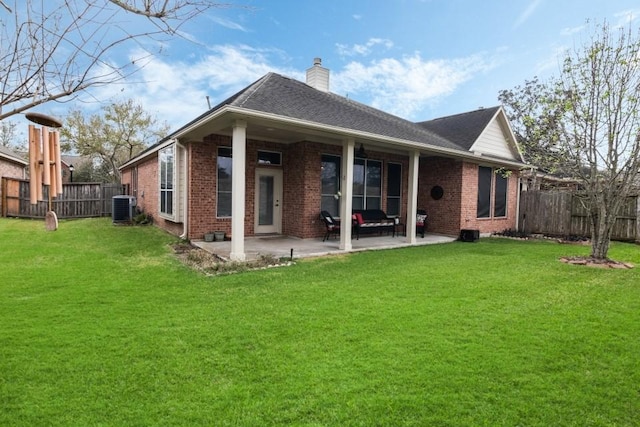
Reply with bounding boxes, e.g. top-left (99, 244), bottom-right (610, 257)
top-left (1, 218), bottom-right (639, 426)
